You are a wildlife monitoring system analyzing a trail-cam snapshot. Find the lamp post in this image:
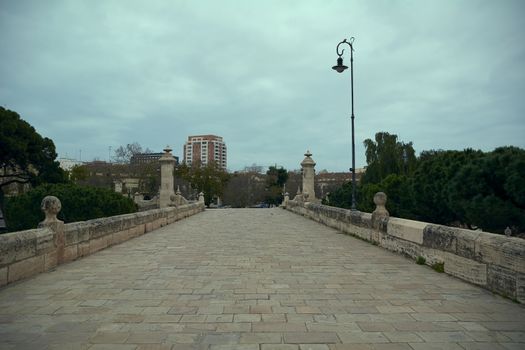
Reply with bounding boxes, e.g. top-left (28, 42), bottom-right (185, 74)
top-left (332, 37), bottom-right (357, 210)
